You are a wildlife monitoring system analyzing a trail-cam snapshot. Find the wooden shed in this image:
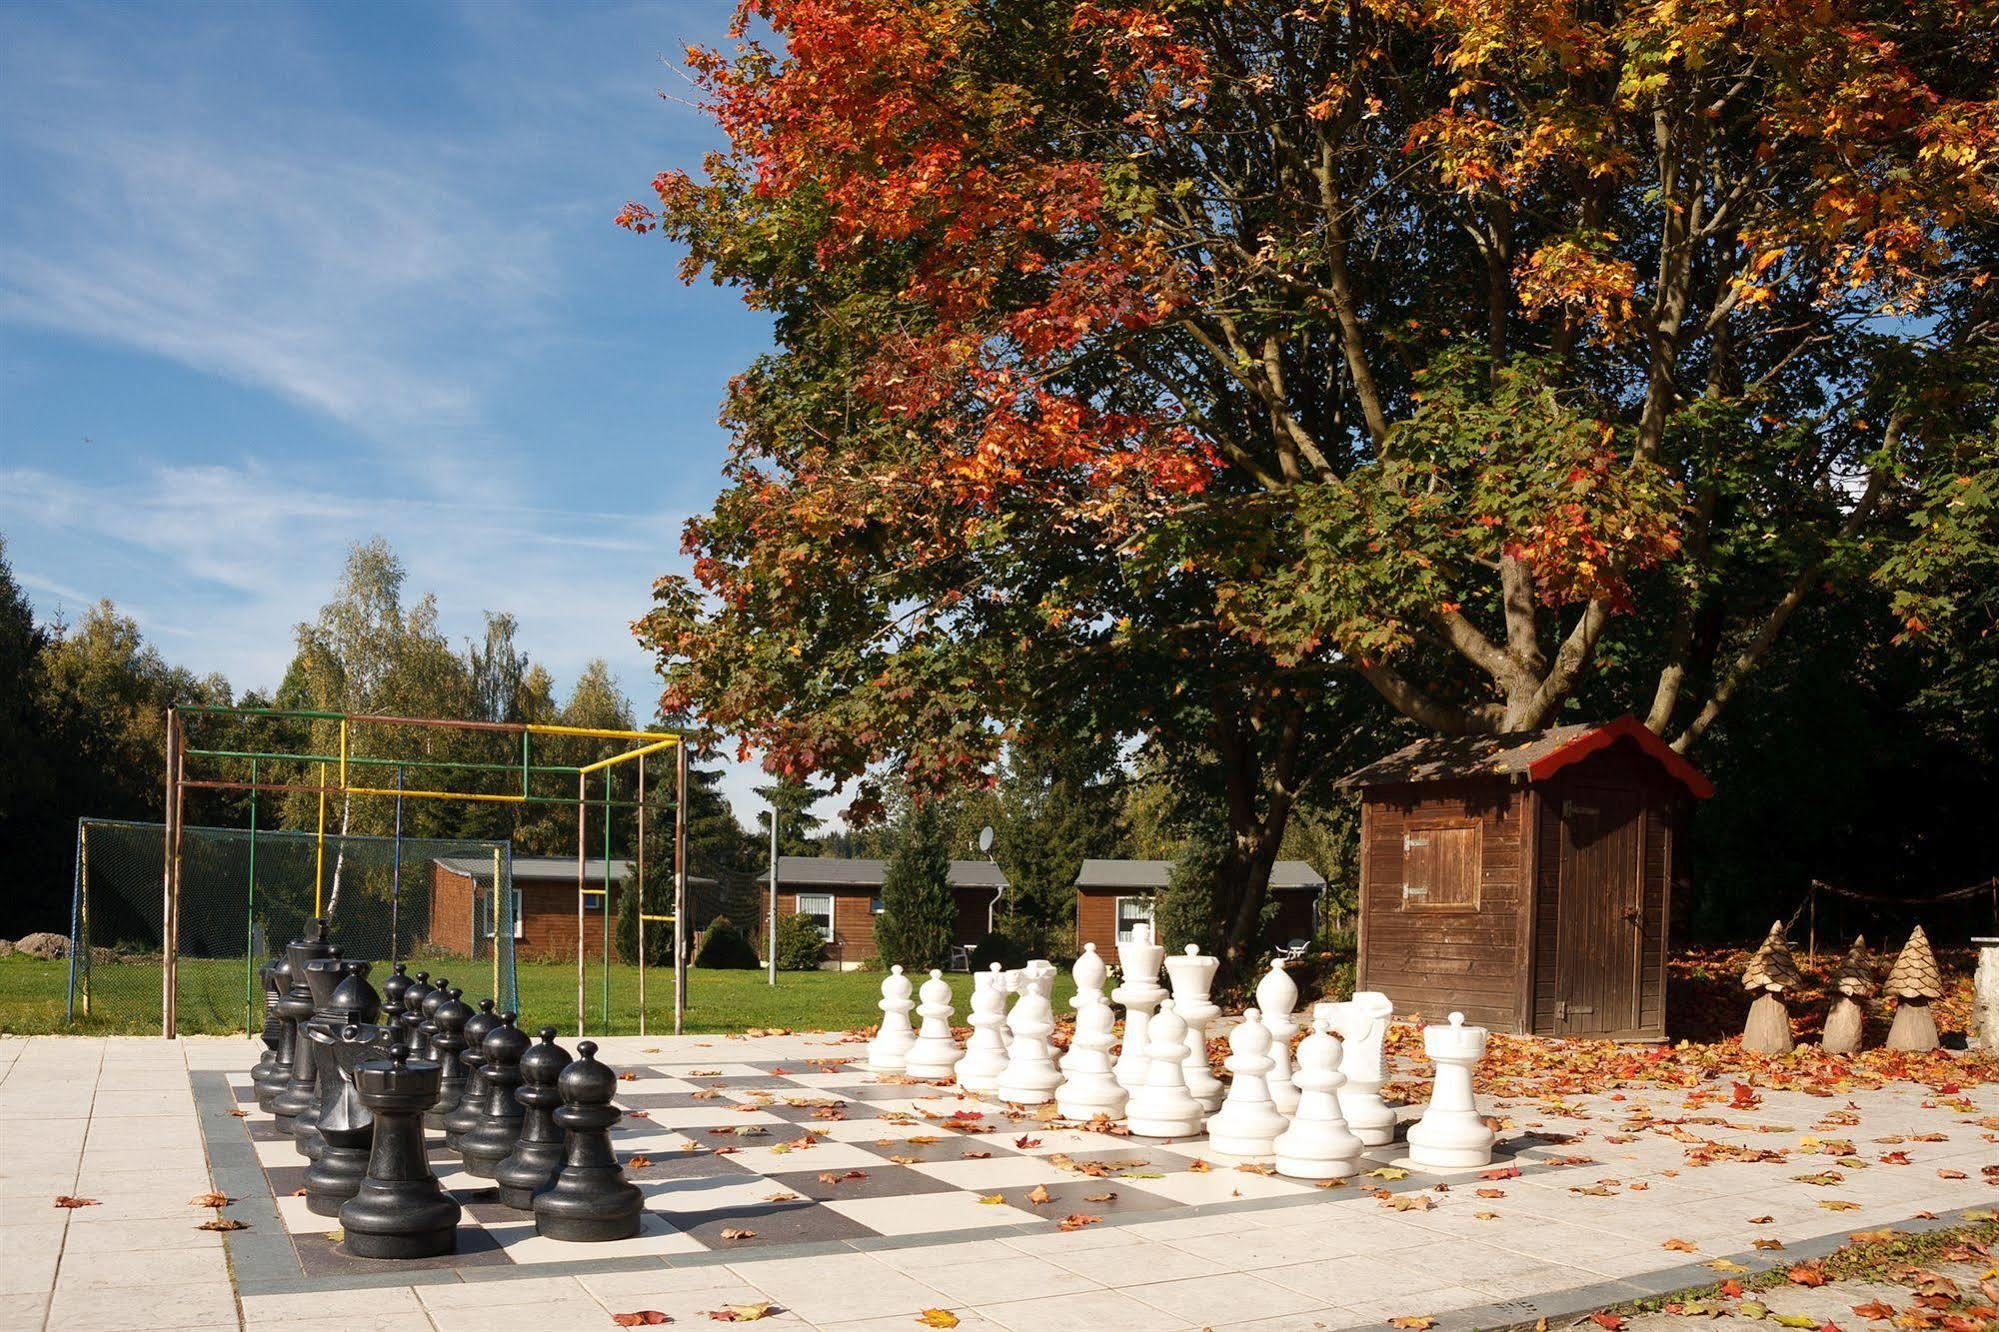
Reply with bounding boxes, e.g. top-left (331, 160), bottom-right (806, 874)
top-left (1341, 716), bottom-right (1711, 1041)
